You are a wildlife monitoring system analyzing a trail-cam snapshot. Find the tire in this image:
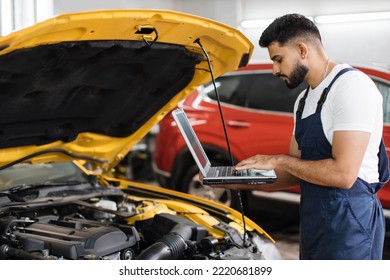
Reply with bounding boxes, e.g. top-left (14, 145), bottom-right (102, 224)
top-left (179, 163), bottom-right (243, 210)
